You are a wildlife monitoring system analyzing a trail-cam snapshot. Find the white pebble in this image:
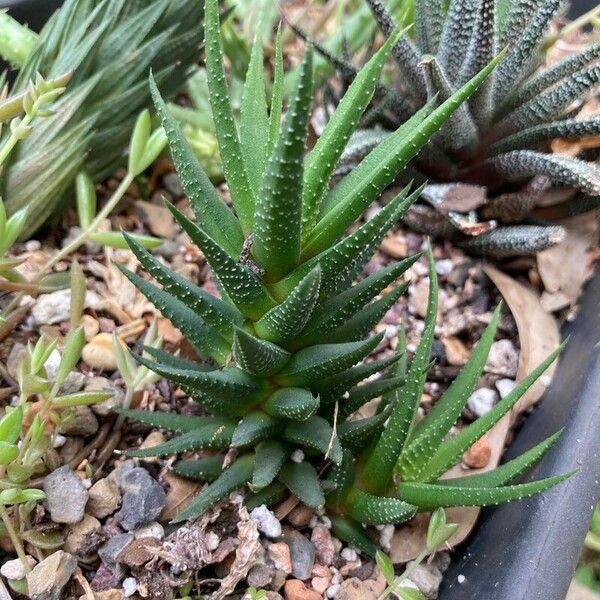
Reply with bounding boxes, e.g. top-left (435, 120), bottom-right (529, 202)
top-left (379, 524), bottom-right (395, 551)
top-left (249, 505), bottom-right (282, 538)
top-left (458, 574), bottom-right (466, 584)
top-left (291, 449), bottom-right (304, 463)
top-left (134, 521), bottom-right (164, 540)
top-left (122, 577), bottom-right (137, 597)
top-left (52, 434), bottom-right (67, 449)
top-left (467, 388), bottom-right (498, 417)
top-left (0, 556), bottom-right (36, 580)
top-left (435, 259), bottom-right (454, 275)
top-left (341, 547), bottom-right (358, 562)
top-left (326, 584), bottom-right (341, 598)
top-left (495, 378), bottom-right (516, 399)
top-left (206, 531), bottom-right (220, 550)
